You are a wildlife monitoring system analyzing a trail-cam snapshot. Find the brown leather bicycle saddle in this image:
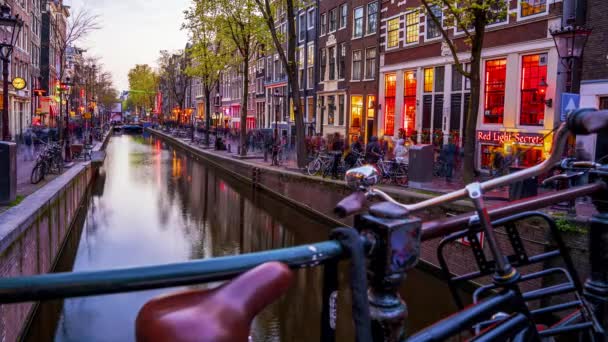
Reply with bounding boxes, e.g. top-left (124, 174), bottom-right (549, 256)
top-left (135, 262), bottom-right (294, 342)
